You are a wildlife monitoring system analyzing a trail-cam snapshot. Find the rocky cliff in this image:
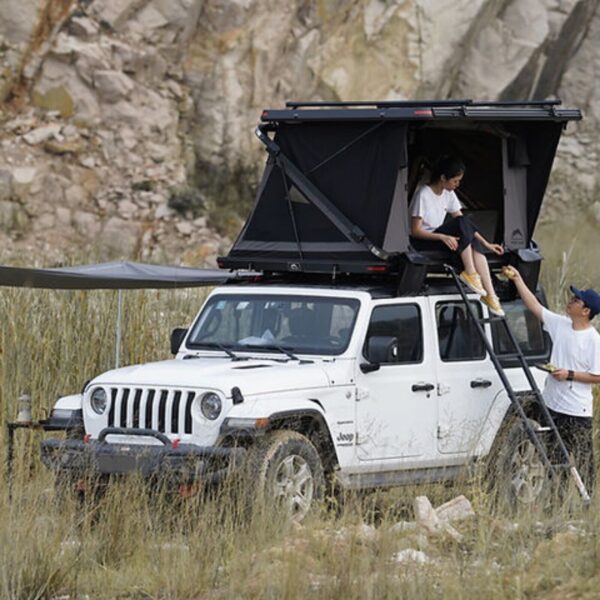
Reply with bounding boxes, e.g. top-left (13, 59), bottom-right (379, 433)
top-left (0, 0), bottom-right (598, 265)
